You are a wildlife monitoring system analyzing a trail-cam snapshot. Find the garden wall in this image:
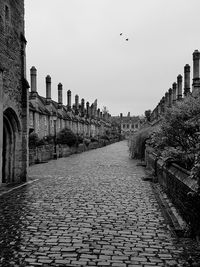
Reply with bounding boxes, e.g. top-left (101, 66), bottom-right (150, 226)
top-left (29, 139), bottom-right (117, 166)
top-left (145, 145), bottom-right (200, 237)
